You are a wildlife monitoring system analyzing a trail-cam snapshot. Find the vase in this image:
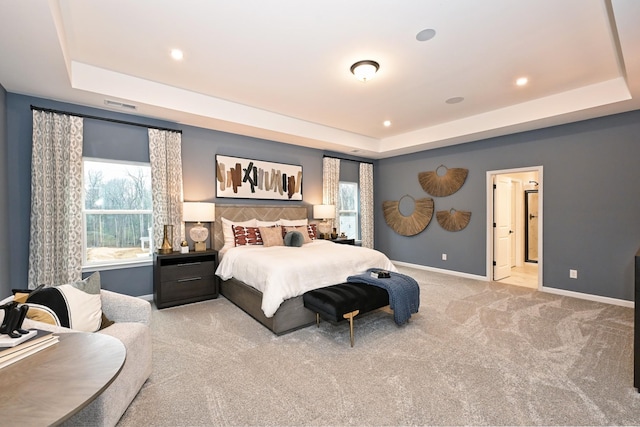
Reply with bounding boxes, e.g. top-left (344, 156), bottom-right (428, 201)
top-left (159, 224), bottom-right (174, 254)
